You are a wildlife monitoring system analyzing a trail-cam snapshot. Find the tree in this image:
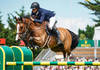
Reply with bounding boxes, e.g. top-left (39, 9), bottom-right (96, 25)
top-left (78, 29), bottom-right (85, 36)
top-left (0, 7), bottom-right (41, 58)
top-left (5, 6), bottom-right (27, 46)
top-left (6, 14), bottom-right (19, 46)
top-left (7, 14), bottom-right (16, 31)
top-left (15, 6), bottom-right (26, 17)
top-left (79, 33), bottom-right (87, 40)
top-left (0, 11), bottom-right (4, 32)
top-left (78, 0), bottom-right (100, 39)
top-left (78, 29), bottom-right (87, 40)
top-left (78, 25), bottom-right (94, 40)
top-left (0, 11), bottom-right (5, 38)
top-left (85, 25), bottom-right (94, 39)
top-left (79, 0), bottom-right (100, 27)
